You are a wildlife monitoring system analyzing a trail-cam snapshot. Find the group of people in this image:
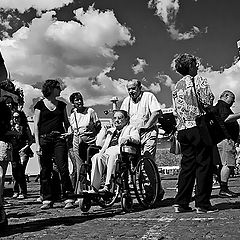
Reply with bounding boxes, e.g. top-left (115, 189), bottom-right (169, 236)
top-left (1, 51), bottom-right (240, 228)
top-left (32, 78), bottom-right (165, 210)
top-left (0, 53), bottom-right (34, 227)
